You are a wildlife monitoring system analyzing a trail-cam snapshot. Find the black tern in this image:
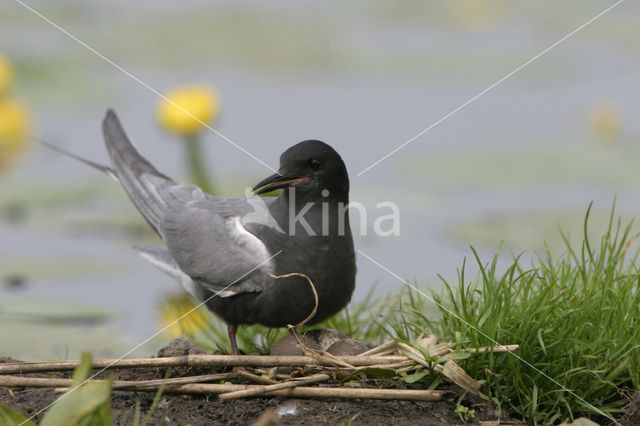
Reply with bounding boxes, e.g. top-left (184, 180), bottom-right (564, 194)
top-left (98, 110), bottom-right (356, 354)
